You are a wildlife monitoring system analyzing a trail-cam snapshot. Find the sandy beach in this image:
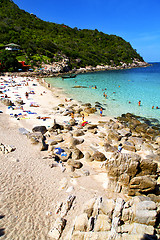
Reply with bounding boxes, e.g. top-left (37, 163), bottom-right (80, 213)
top-left (0, 75), bottom-right (121, 239)
top-left (0, 75), bottom-right (159, 240)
